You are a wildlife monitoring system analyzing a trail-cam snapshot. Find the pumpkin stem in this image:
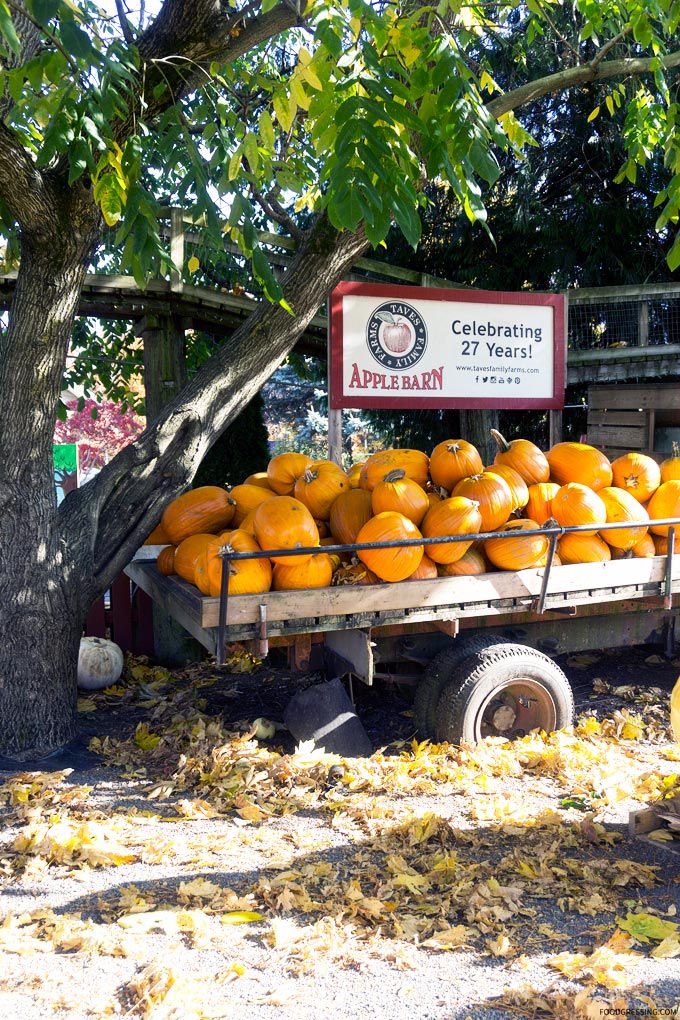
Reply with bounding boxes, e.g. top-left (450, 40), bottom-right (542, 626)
top-left (489, 428), bottom-right (511, 453)
top-left (302, 469), bottom-right (318, 484)
top-left (673, 441), bottom-right (680, 457)
top-left (383, 469), bottom-right (407, 483)
top-left (541, 517), bottom-right (560, 530)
